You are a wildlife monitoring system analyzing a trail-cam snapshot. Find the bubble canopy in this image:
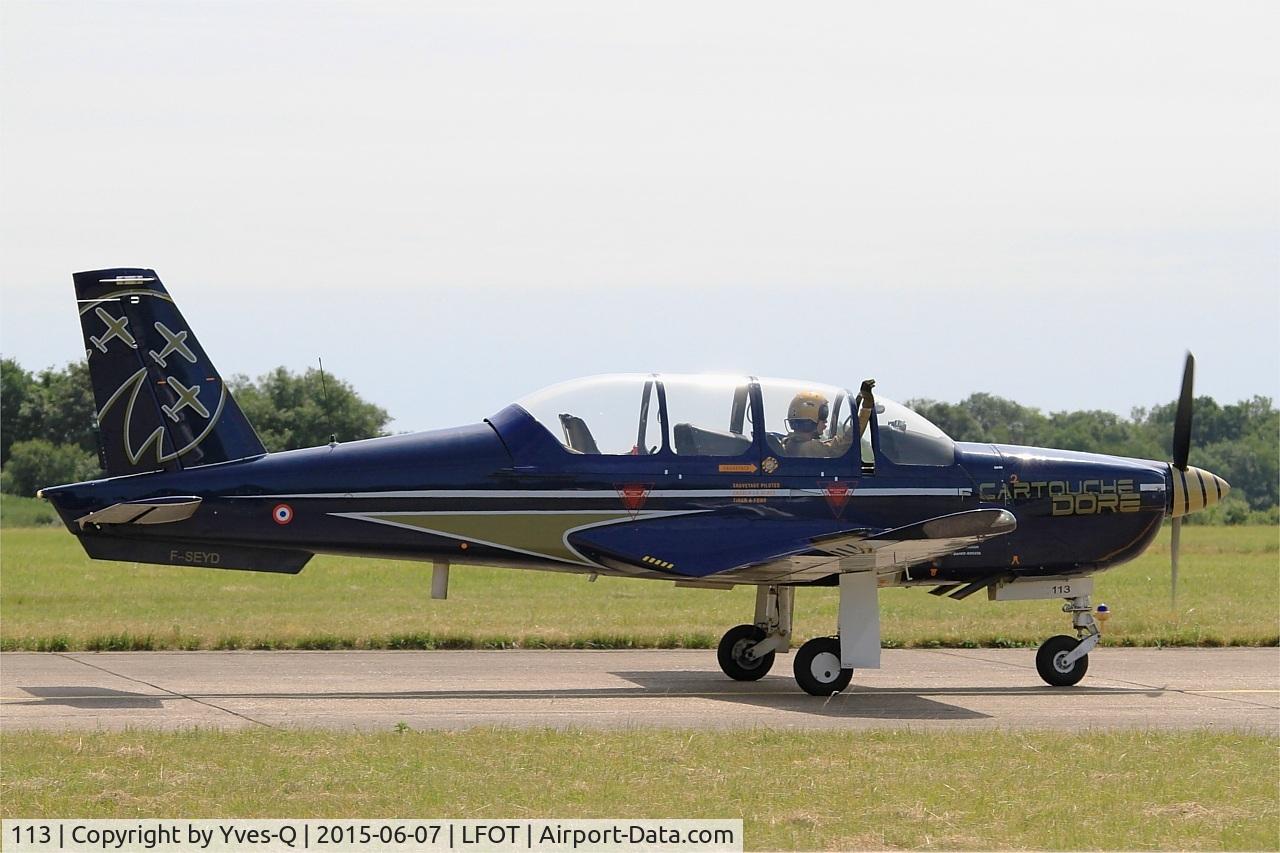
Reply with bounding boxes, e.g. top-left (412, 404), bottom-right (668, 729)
top-left (514, 373), bottom-right (955, 464)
